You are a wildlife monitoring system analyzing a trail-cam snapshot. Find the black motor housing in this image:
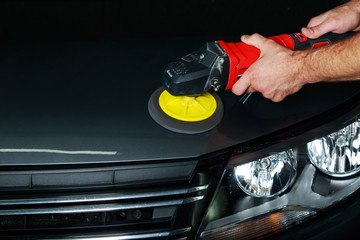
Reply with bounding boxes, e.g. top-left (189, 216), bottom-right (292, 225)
top-left (161, 42), bottom-right (229, 96)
